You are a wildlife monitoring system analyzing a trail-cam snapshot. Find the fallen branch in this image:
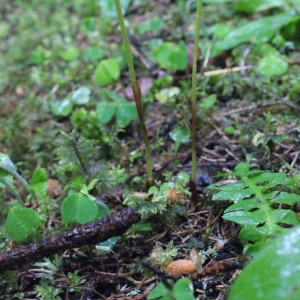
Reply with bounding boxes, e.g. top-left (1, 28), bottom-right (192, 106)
top-left (0, 207), bottom-right (141, 271)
